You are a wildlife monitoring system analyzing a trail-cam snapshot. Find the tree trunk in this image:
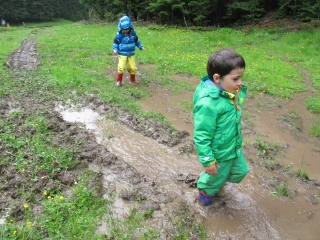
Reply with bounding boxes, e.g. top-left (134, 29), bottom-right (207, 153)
top-left (89, 8), bottom-right (93, 20)
top-left (183, 14), bottom-right (188, 27)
